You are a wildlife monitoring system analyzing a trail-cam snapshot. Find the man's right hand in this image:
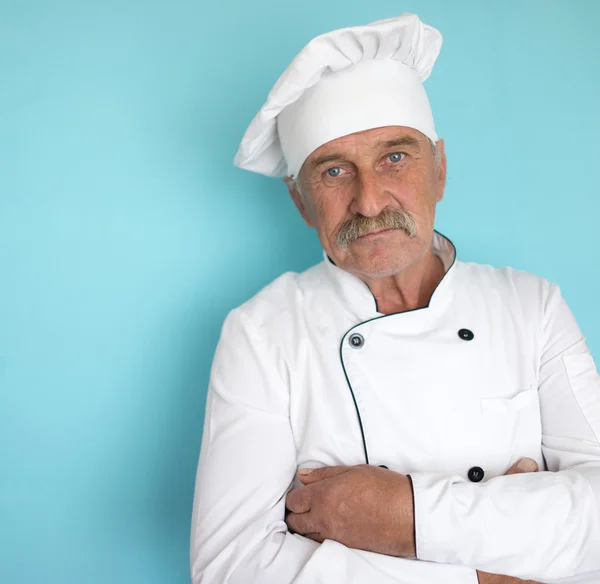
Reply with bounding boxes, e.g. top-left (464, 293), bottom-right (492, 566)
top-left (477, 458), bottom-right (541, 584)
